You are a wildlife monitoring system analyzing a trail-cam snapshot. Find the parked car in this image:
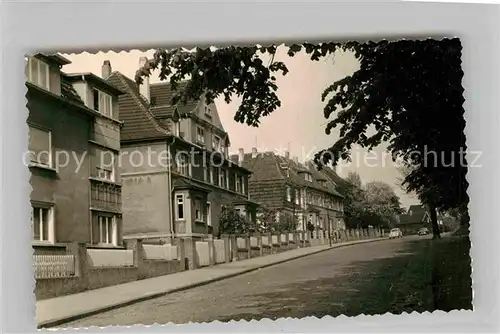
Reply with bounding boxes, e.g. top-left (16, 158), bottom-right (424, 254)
top-left (418, 227), bottom-right (429, 236)
top-left (389, 228), bottom-right (403, 239)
